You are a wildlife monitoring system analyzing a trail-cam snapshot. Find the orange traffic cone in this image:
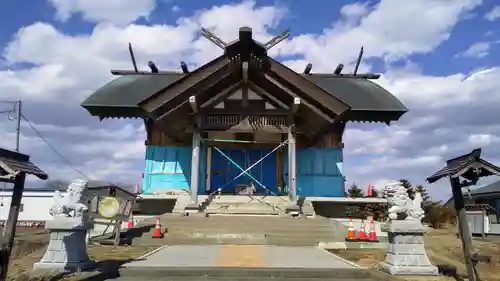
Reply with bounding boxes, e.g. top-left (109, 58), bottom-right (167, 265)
top-left (358, 219), bottom-right (367, 241)
top-left (127, 215), bottom-right (135, 228)
top-left (368, 218), bottom-right (378, 242)
top-left (152, 216), bottom-right (164, 238)
top-left (345, 218), bottom-right (356, 241)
